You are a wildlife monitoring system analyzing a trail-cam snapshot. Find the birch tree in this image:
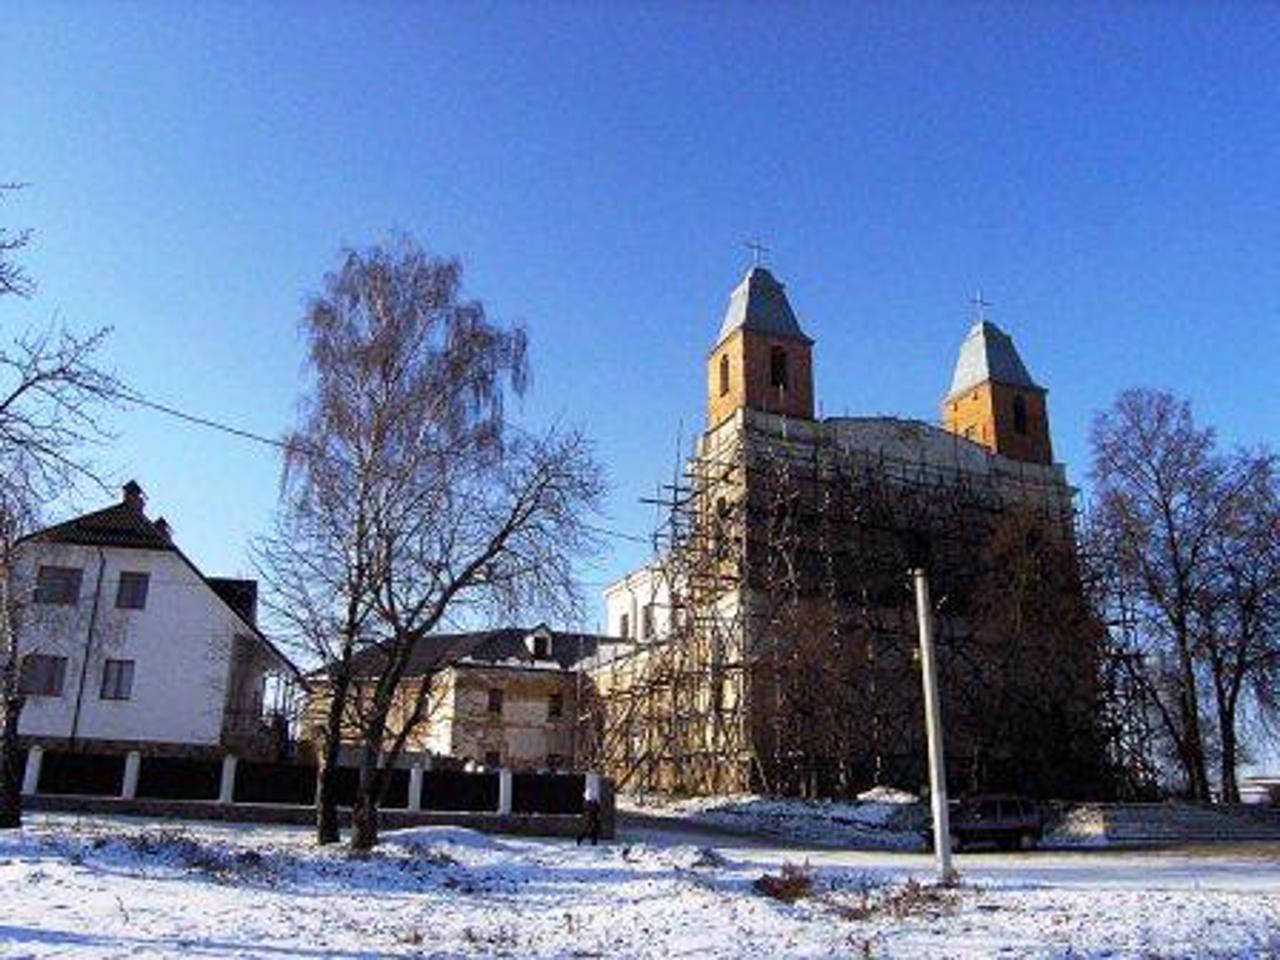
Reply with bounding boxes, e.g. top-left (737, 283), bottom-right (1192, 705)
top-left (259, 237), bottom-right (603, 849)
